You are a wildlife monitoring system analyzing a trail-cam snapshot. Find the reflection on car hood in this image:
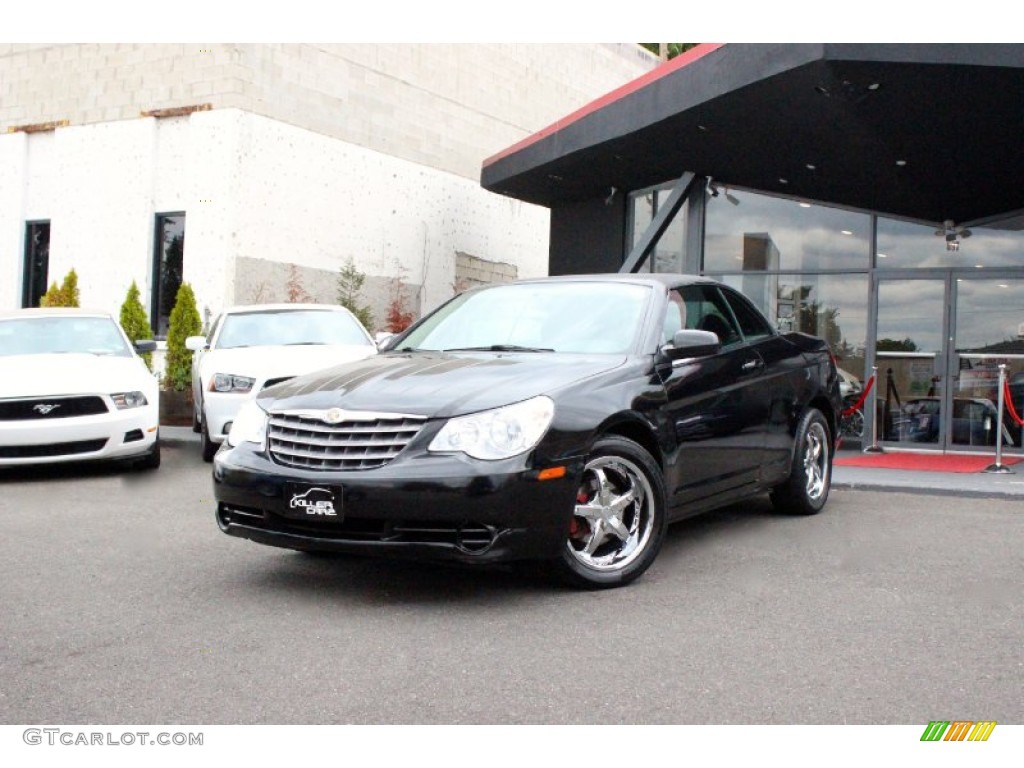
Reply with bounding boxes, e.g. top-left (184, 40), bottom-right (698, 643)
top-left (0, 353), bottom-right (157, 398)
top-left (199, 344), bottom-right (377, 381)
top-left (257, 351), bottom-right (628, 418)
